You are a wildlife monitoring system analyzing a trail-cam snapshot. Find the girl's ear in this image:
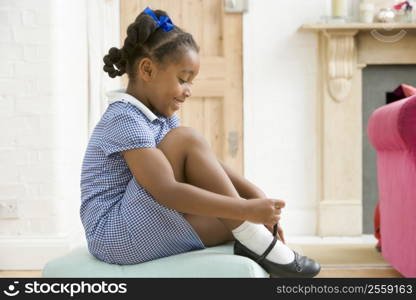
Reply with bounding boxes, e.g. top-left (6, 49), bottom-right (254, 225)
top-left (138, 57), bottom-right (157, 82)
